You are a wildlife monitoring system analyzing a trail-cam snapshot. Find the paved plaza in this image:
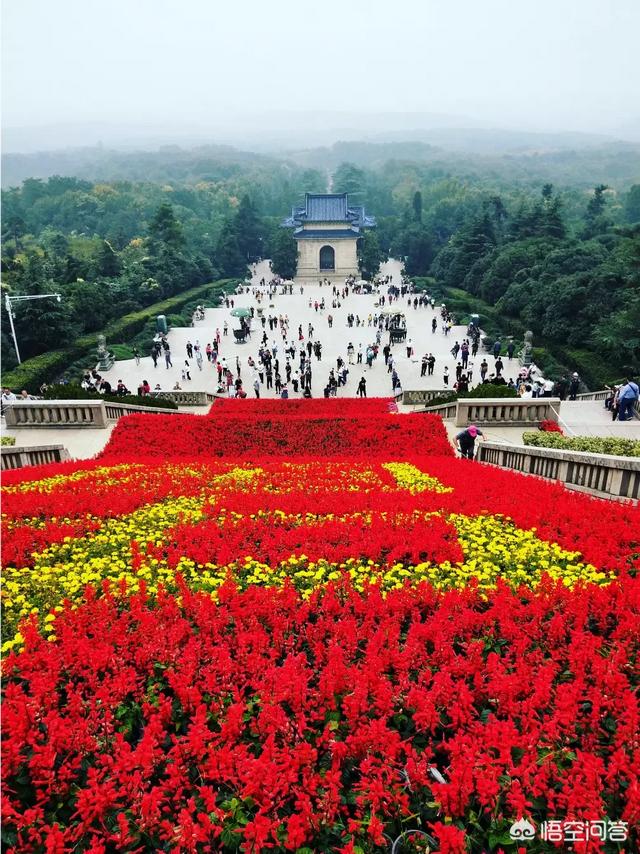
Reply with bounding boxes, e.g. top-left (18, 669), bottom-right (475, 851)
top-left (2, 259), bottom-right (637, 460)
top-left (97, 259), bottom-right (524, 400)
